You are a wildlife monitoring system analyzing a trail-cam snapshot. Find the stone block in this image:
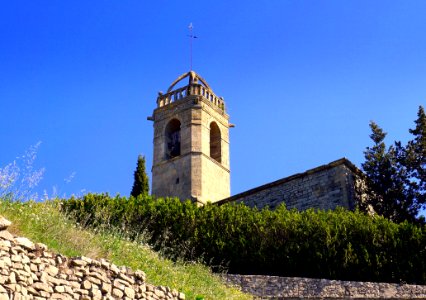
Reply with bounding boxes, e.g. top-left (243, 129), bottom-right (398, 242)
top-left (0, 217), bottom-right (11, 230)
top-left (14, 237), bottom-right (35, 251)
